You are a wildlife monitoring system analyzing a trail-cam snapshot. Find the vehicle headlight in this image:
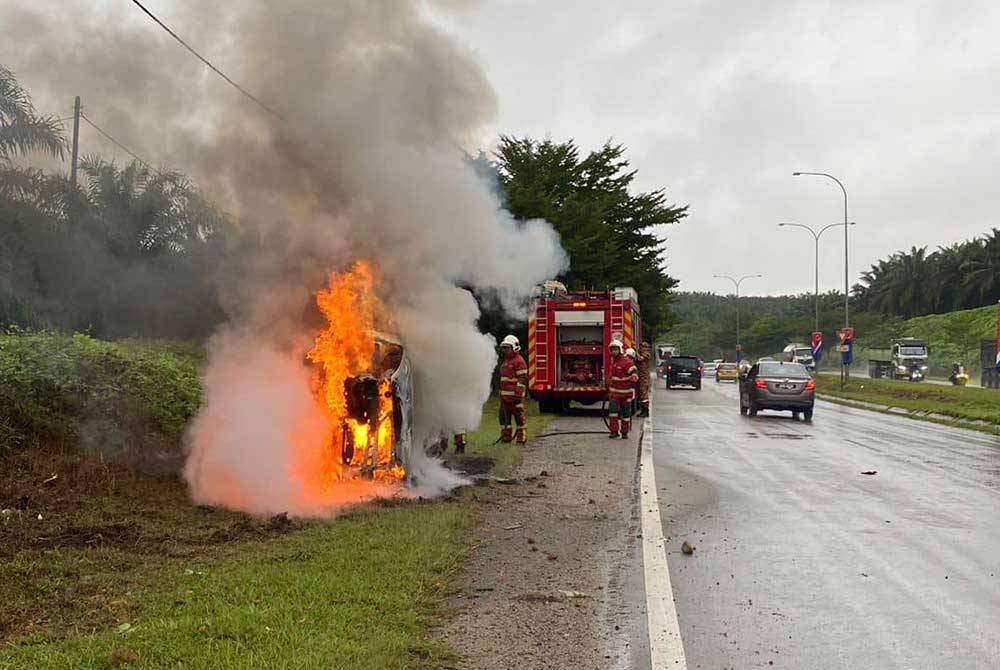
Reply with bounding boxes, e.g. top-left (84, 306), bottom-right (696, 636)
top-left (920, 365), bottom-right (928, 371)
top-left (897, 366), bottom-right (907, 373)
